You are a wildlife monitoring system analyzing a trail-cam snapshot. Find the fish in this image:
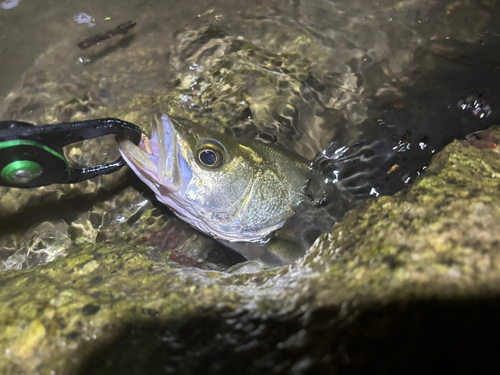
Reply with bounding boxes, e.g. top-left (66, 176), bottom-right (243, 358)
top-left (118, 114), bottom-right (342, 267)
top-left (118, 84), bottom-right (500, 269)
top-left (118, 36), bottom-right (500, 269)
